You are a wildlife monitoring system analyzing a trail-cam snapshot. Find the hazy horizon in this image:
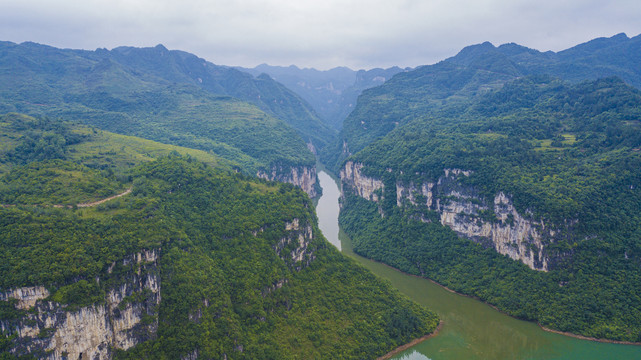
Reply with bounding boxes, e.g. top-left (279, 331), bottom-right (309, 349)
top-left (2, 0), bottom-right (641, 70)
